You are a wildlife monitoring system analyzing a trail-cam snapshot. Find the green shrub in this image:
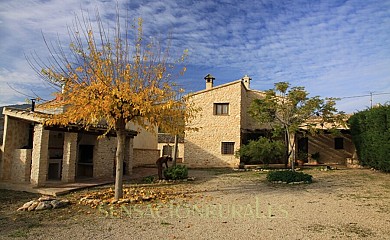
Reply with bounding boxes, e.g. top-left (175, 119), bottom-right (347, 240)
top-left (164, 165), bottom-right (188, 180)
top-left (235, 137), bottom-right (285, 164)
top-left (142, 175), bottom-right (155, 183)
top-left (348, 105), bottom-right (390, 172)
top-left (266, 170), bottom-right (313, 183)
